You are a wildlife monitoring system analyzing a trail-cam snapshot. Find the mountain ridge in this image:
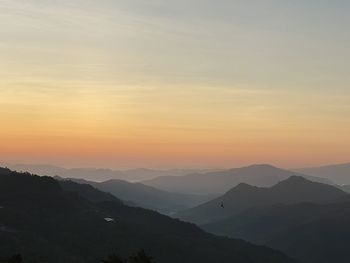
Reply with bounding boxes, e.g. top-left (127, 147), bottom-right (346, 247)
top-left (174, 176), bottom-right (346, 224)
top-left (56, 177), bottom-right (213, 214)
top-left (0, 167), bottom-right (297, 263)
top-left (296, 162), bottom-right (350, 185)
top-left (5, 163), bottom-right (220, 182)
top-left (143, 164), bottom-right (334, 195)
